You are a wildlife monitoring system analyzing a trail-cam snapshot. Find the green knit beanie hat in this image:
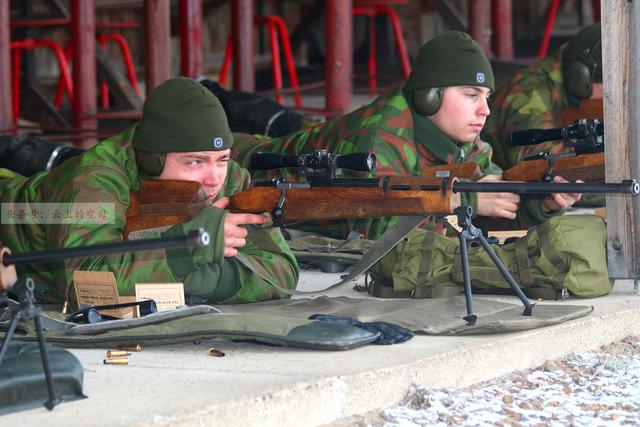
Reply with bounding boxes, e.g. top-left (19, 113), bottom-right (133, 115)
top-left (133, 77), bottom-right (233, 153)
top-left (133, 77), bottom-right (233, 176)
top-left (404, 31), bottom-right (494, 92)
